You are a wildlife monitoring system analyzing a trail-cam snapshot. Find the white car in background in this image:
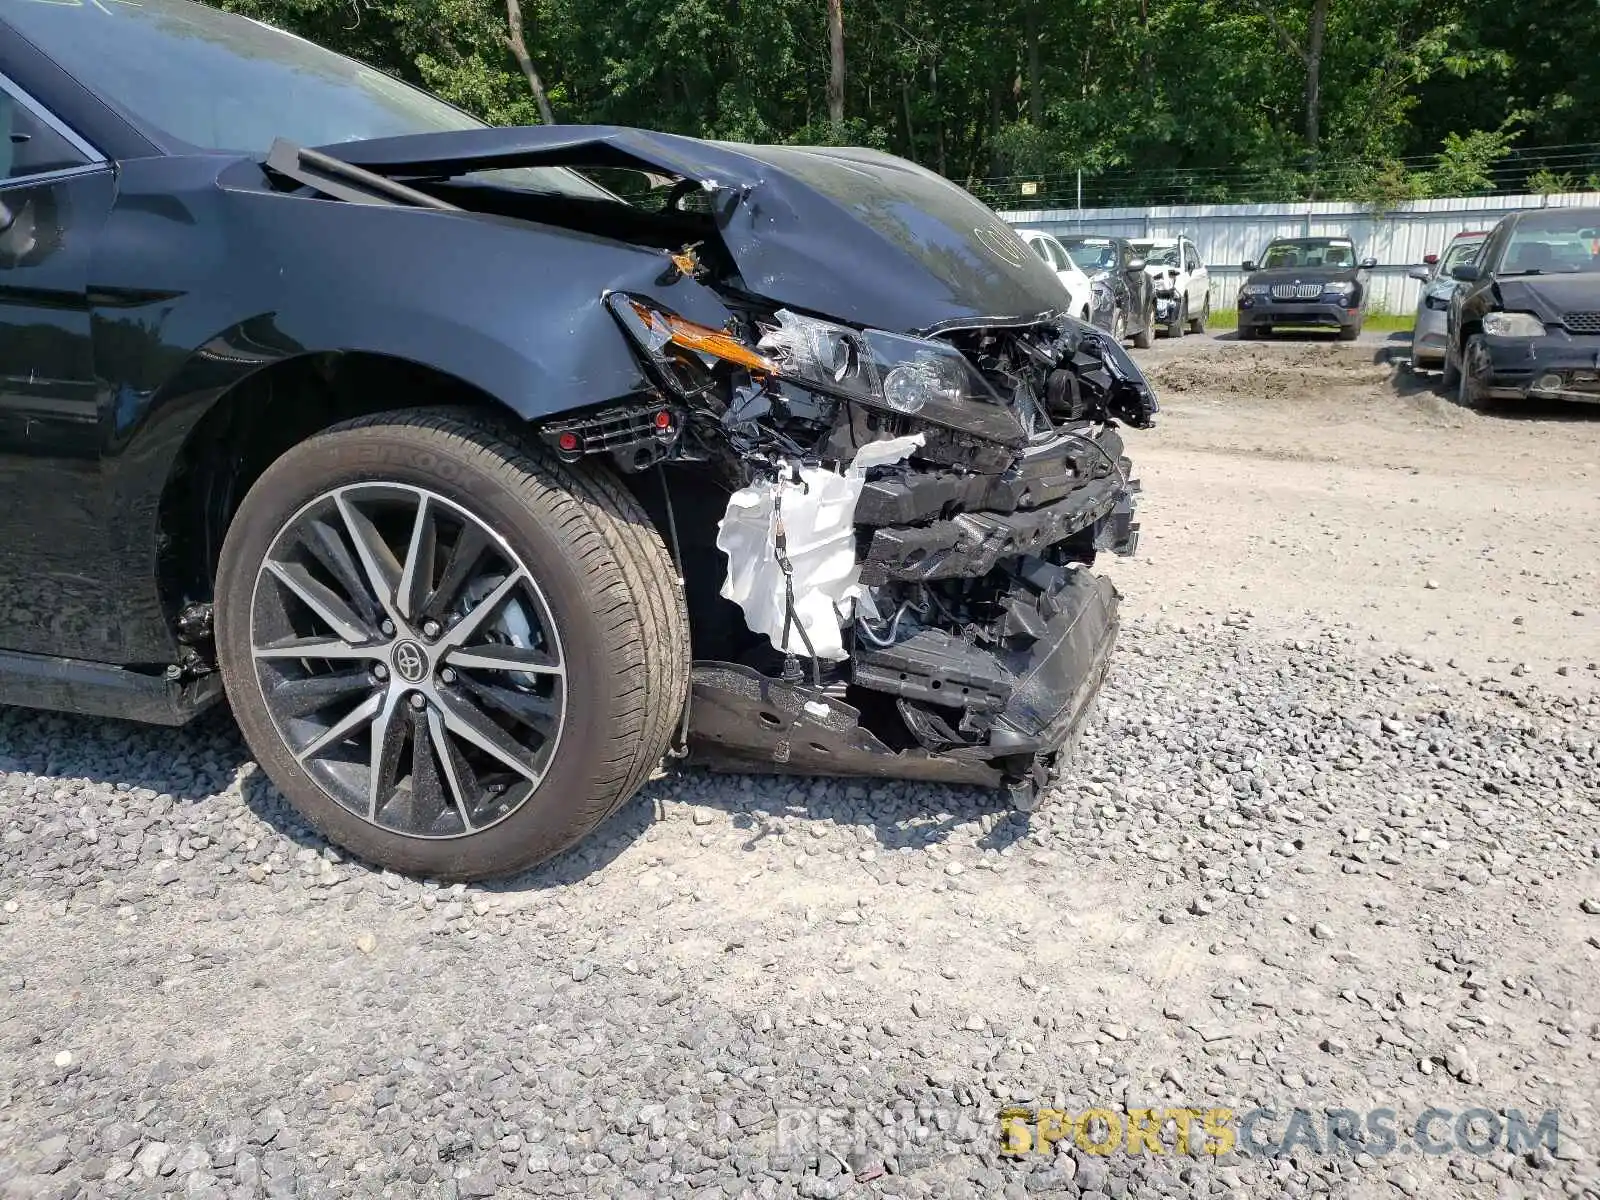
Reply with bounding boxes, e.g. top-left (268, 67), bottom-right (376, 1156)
top-left (1014, 227), bottom-right (1095, 324)
top-left (1129, 236), bottom-right (1211, 336)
